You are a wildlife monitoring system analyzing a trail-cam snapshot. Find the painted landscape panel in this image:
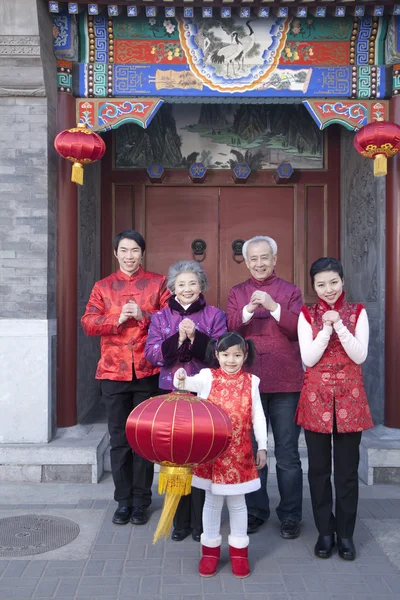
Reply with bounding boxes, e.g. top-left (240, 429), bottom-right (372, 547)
top-left (115, 103), bottom-right (323, 169)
